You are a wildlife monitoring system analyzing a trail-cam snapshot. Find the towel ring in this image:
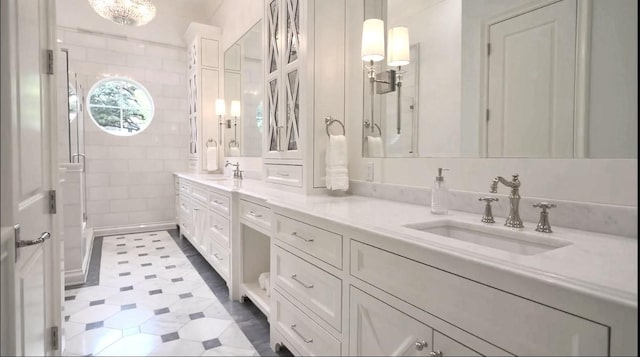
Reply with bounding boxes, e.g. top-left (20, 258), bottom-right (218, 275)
top-left (206, 138), bottom-right (217, 148)
top-left (364, 121), bottom-right (382, 137)
top-left (325, 116), bottom-right (345, 137)
top-left (228, 139), bottom-right (239, 148)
